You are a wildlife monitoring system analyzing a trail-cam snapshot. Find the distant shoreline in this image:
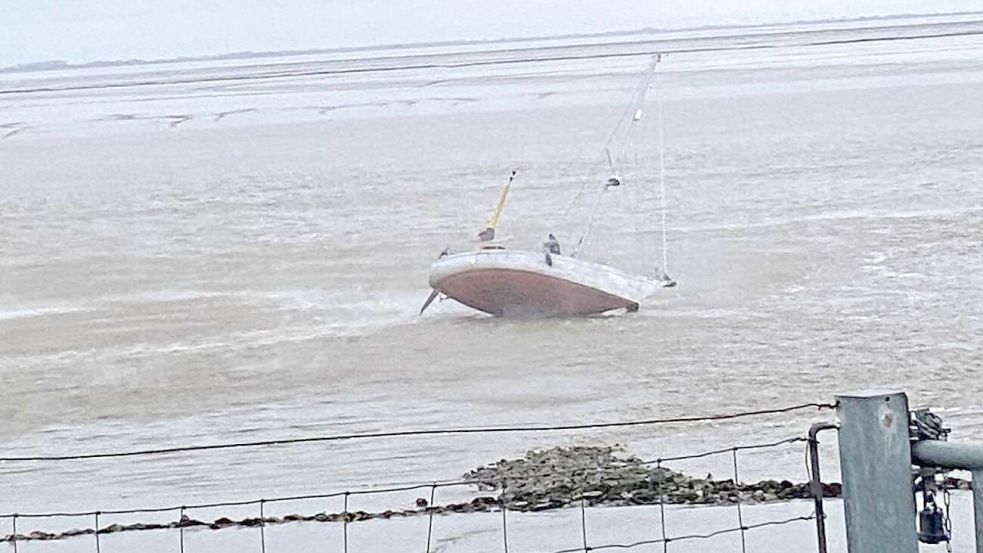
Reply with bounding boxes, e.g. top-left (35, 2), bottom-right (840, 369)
top-left (3, 9), bottom-right (982, 75)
